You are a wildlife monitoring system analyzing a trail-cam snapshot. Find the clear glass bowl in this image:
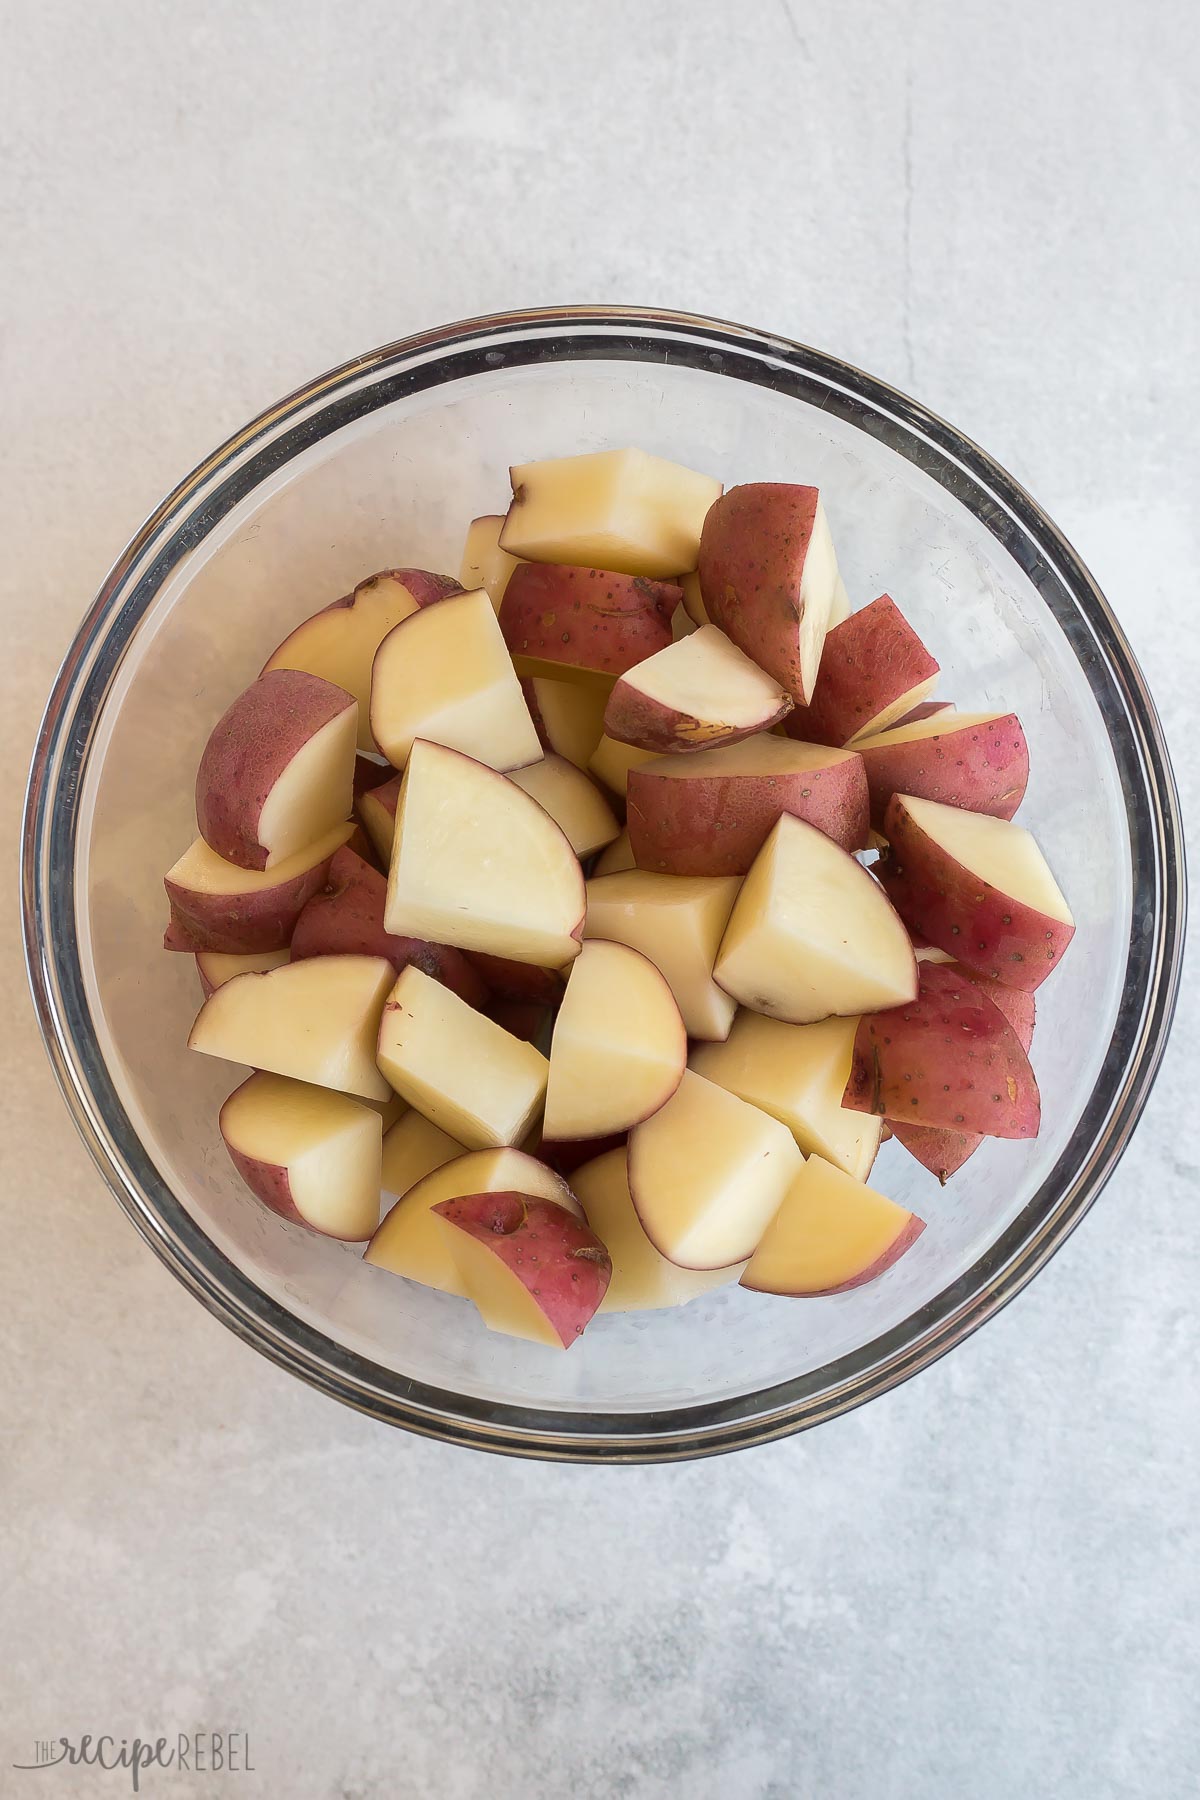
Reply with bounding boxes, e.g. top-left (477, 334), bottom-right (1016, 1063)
top-left (22, 307), bottom-right (1186, 1462)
